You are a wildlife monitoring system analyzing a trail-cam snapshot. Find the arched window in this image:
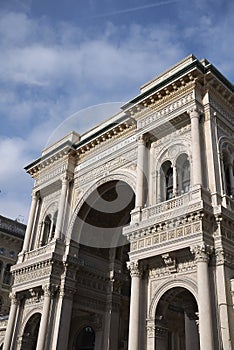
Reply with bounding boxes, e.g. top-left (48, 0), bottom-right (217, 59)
top-left (166, 167), bottom-right (173, 200)
top-left (40, 211), bottom-right (58, 246)
top-left (182, 159), bottom-right (190, 193)
top-left (160, 161), bottom-right (173, 201)
top-left (176, 154), bottom-right (190, 195)
top-left (41, 215), bottom-right (51, 246)
top-left (0, 260), bottom-right (3, 282)
top-left (222, 151), bottom-right (232, 196)
top-left (3, 264), bottom-right (12, 285)
top-left (75, 326), bottom-right (95, 350)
